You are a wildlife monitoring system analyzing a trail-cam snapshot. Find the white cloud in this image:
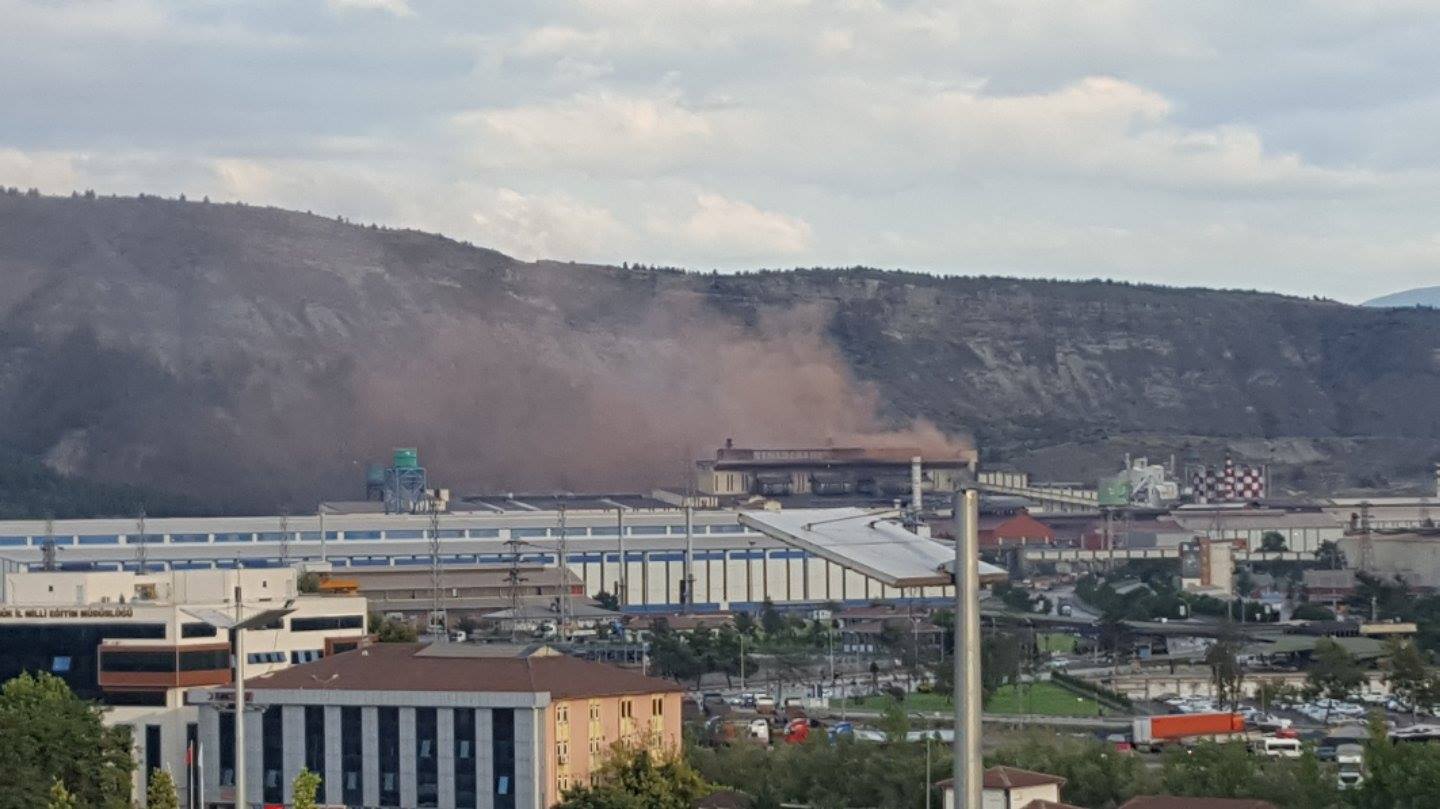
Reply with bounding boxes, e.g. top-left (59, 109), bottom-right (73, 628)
top-left (455, 90), bottom-right (716, 170)
top-left (470, 188), bottom-right (628, 262)
top-left (648, 193), bottom-right (812, 259)
top-left (326, 0), bottom-right (413, 17)
top-left (8, 1), bottom-right (1440, 300)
